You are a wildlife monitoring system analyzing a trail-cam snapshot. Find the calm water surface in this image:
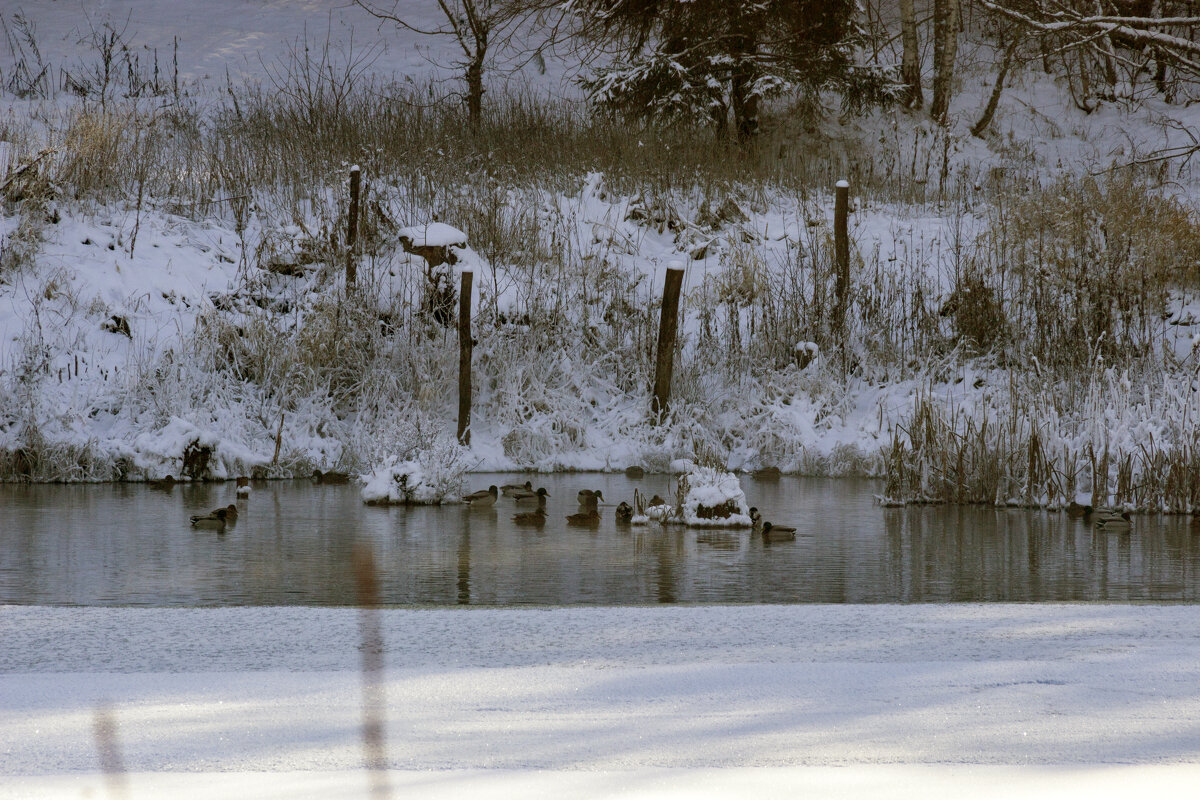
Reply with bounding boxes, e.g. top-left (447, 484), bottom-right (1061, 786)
top-left (2, 475), bottom-right (1199, 605)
